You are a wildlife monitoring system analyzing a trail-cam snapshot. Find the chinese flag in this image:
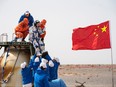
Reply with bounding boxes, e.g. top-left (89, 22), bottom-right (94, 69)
top-left (72, 21), bottom-right (111, 50)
